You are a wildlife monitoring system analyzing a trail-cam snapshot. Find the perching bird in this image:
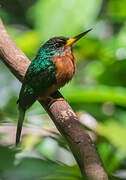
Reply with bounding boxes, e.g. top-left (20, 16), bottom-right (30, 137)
top-left (16, 29), bottom-right (92, 145)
